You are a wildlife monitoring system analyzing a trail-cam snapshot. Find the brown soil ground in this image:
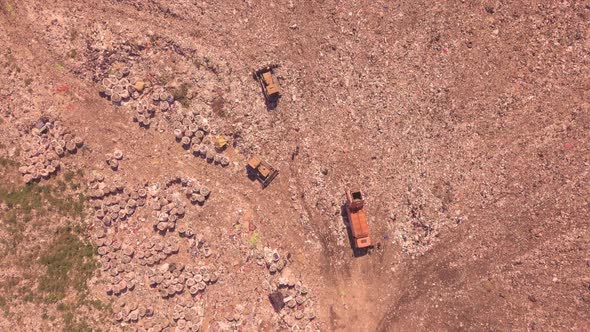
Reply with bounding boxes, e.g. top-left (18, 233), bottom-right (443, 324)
top-left (0, 1), bottom-right (589, 331)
